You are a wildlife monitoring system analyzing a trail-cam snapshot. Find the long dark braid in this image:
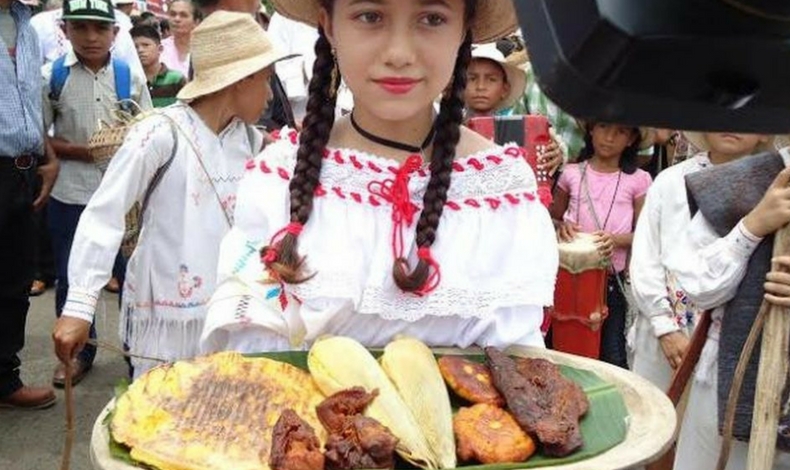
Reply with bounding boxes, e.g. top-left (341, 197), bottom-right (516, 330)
top-left (263, 27), bottom-right (339, 283)
top-left (393, 33), bottom-right (474, 293)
